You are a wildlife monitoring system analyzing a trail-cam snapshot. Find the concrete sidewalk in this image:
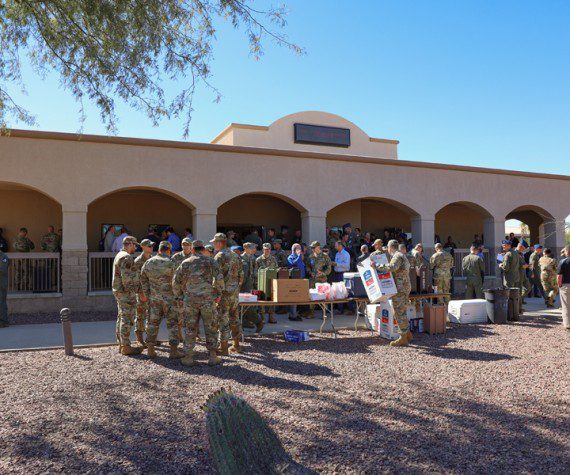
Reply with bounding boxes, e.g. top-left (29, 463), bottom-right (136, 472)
top-left (0, 298), bottom-right (562, 351)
